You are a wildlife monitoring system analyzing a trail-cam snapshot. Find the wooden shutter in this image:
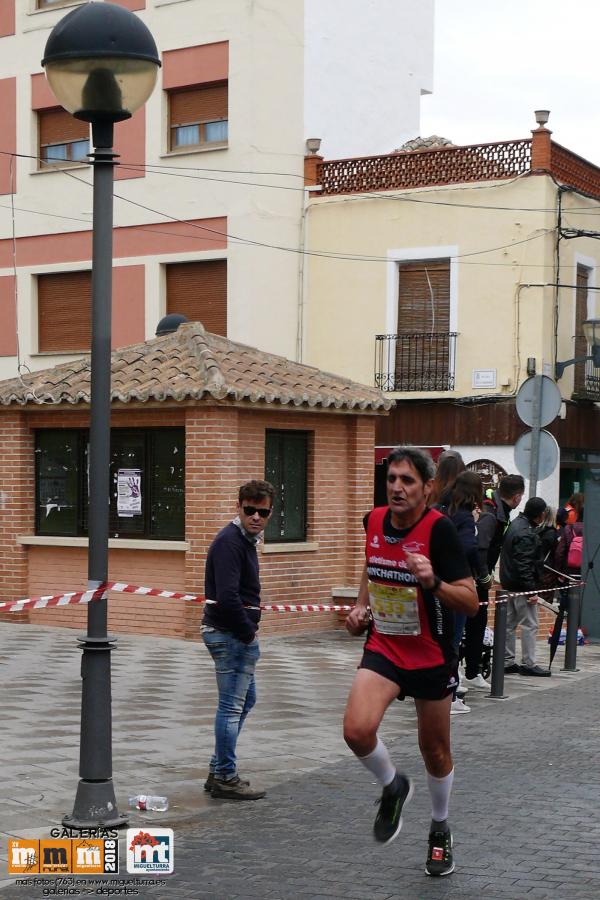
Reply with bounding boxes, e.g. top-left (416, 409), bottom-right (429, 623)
top-left (574, 265), bottom-right (589, 394)
top-left (38, 271), bottom-right (92, 352)
top-left (166, 260), bottom-right (227, 336)
top-left (395, 260), bottom-right (451, 390)
top-left (169, 83), bottom-right (228, 125)
top-left (397, 260), bottom-right (450, 333)
top-left (39, 108), bottom-right (89, 146)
